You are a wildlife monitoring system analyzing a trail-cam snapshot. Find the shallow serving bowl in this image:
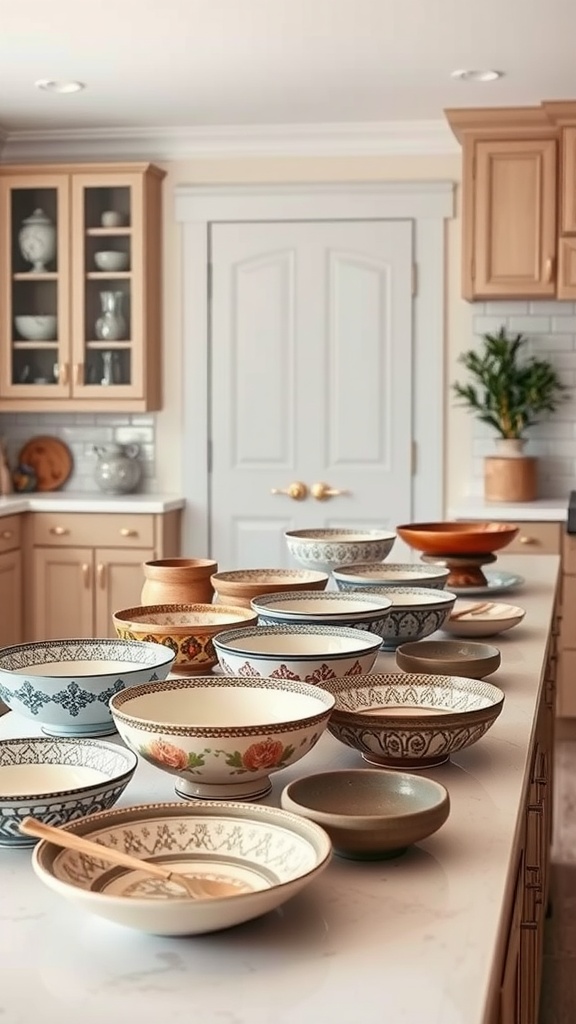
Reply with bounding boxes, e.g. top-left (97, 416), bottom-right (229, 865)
top-left (372, 587), bottom-right (457, 650)
top-left (395, 640), bottom-right (501, 679)
top-left (213, 624), bottom-right (382, 682)
top-left (113, 603), bottom-right (258, 674)
top-left (14, 314), bottom-right (57, 341)
top-left (396, 521), bottom-right (519, 556)
top-left (284, 528), bottom-right (396, 572)
top-left (320, 672), bottom-right (505, 769)
top-left (0, 736), bottom-right (137, 848)
top-left (109, 676), bottom-right (335, 800)
top-left (94, 250), bottom-right (129, 271)
top-left (251, 590), bottom-right (392, 640)
top-left (0, 639), bottom-right (175, 738)
top-left (32, 801), bottom-right (332, 936)
top-left (280, 769), bottom-right (450, 860)
top-left (333, 561), bottom-right (450, 591)
top-left (442, 601), bottom-right (526, 638)
top-left (210, 568), bottom-right (329, 609)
